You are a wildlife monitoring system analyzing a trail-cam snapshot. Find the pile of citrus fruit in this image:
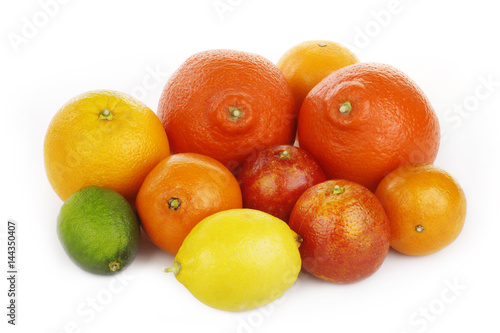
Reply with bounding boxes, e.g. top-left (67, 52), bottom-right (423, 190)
top-left (45, 40), bottom-right (467, 311)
